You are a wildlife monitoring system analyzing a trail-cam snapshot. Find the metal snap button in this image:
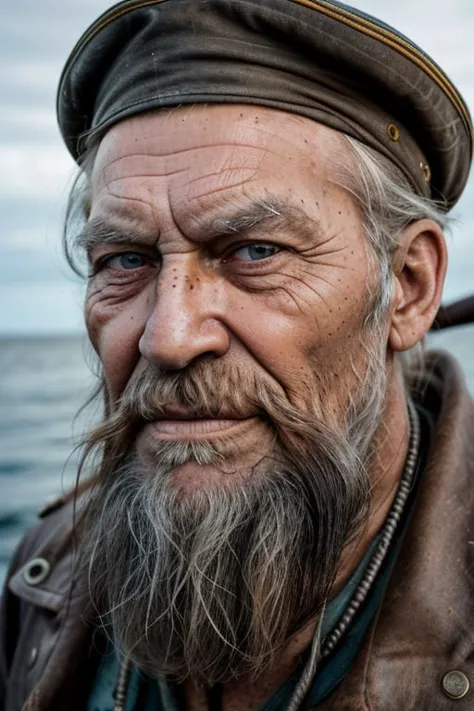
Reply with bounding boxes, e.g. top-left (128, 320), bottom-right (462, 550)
top-left (441, 670), bottom-right (470, 699)
top-left (387, 122), bottom-right (400, 142)
top-left (420, 161), bottom-right (431, 184)
top-left (23, 558), bottom-right (51, 586)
